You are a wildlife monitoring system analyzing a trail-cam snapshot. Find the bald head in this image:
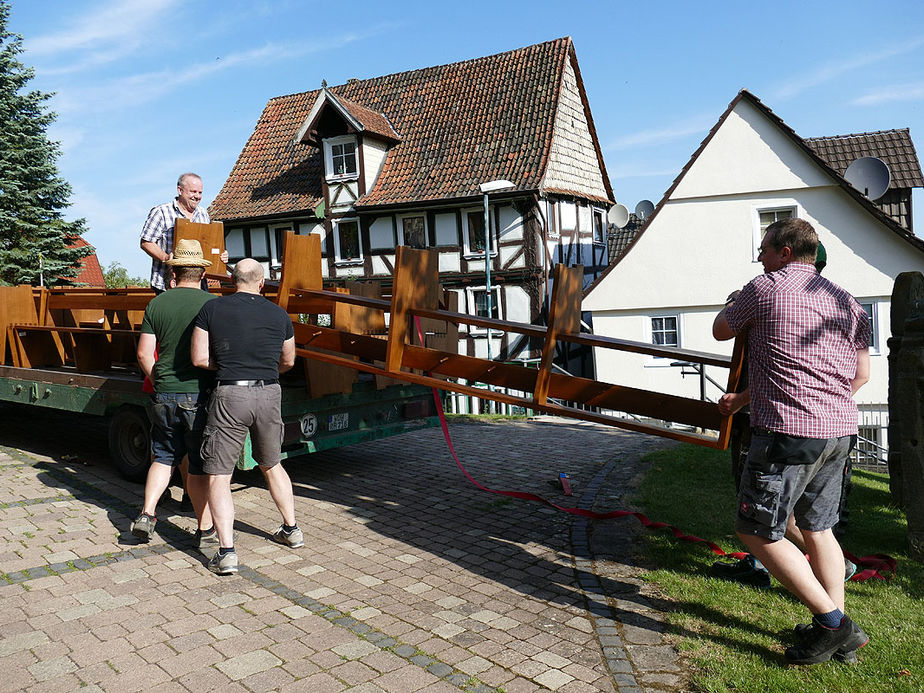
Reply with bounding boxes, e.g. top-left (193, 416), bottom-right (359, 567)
top-left (232, 258), bottom-right (265, 292)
